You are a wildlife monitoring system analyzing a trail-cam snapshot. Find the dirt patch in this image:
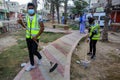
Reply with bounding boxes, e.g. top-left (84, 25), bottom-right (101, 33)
top-left (0, 36), bottom-right (17, 52)
top-left (71, 32), bottom-right (120, 80)
top-left (0, 31), bottom-right (43, 53)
